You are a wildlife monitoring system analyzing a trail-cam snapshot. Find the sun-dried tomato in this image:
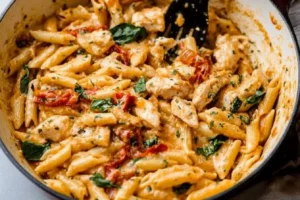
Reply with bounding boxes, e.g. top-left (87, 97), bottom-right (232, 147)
top-left (106, 45), bottom-right (130, 66)
top-left (105, 145), bottom-right (131, 170)
top-left (34, 89), bottom-right (79, 107)
top-left (179, 48), bottom-right (212, 84)
top-left (113, 92), bottom-right (136, 112)
top-left (137, 143), bottom-right (168, 158)
top-left (66, 24), bottom-right (107, 37)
